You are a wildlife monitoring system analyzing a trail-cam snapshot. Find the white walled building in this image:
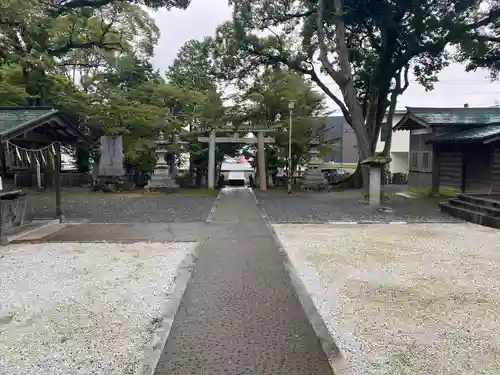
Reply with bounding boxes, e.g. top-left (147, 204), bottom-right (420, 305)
top-left (376, 111), bottom-right (410, 173)
top-left (220, 156), bottom-right (253, 183)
